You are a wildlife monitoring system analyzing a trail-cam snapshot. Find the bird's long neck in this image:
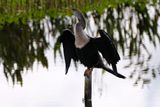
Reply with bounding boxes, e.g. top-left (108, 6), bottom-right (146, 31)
top-left (74, 23), bottom-right (89, 48)
top-left (78, 15), bottom-right (86, 29)
top-left (74, 10), bottom-right (86, 29)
